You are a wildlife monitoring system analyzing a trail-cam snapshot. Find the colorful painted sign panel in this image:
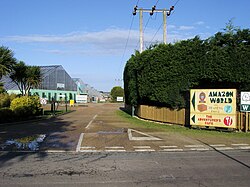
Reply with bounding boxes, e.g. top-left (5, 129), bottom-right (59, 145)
top-left (190, 89), bottom-right (237, 128)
